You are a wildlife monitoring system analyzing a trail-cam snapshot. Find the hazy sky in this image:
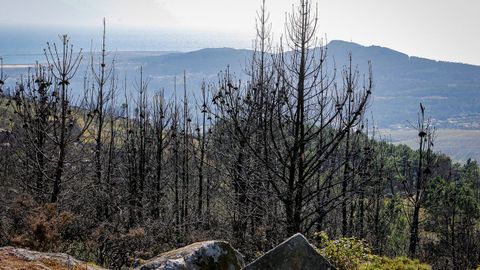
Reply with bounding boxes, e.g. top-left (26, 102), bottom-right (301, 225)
top-left (2, 0), bottom-right (480, 65)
